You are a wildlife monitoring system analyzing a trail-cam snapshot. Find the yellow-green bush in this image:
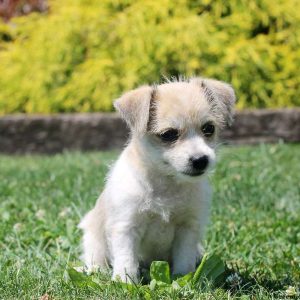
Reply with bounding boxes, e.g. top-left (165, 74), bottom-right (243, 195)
top-left (1, 0), bottom-right (300, 113)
